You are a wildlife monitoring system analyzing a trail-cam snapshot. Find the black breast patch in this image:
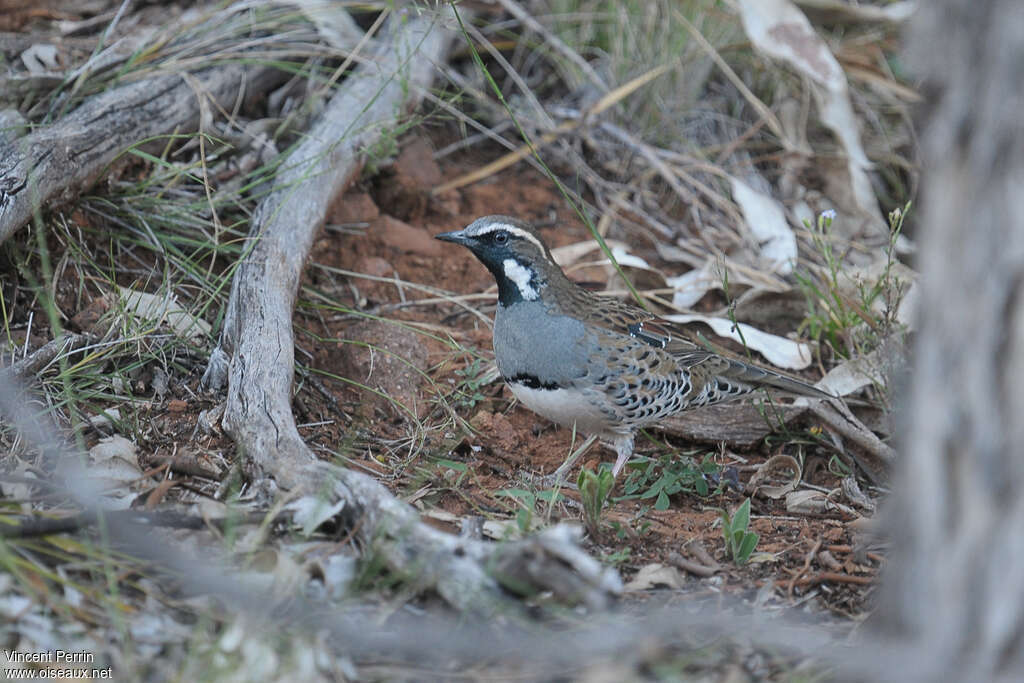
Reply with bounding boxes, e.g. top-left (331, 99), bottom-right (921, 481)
top-left (504, 373), bottom-right (559, 391)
